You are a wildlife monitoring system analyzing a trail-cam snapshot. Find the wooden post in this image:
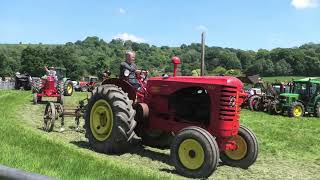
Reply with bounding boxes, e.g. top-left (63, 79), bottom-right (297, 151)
top-left (201, 32), bottom-right (205, 76)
